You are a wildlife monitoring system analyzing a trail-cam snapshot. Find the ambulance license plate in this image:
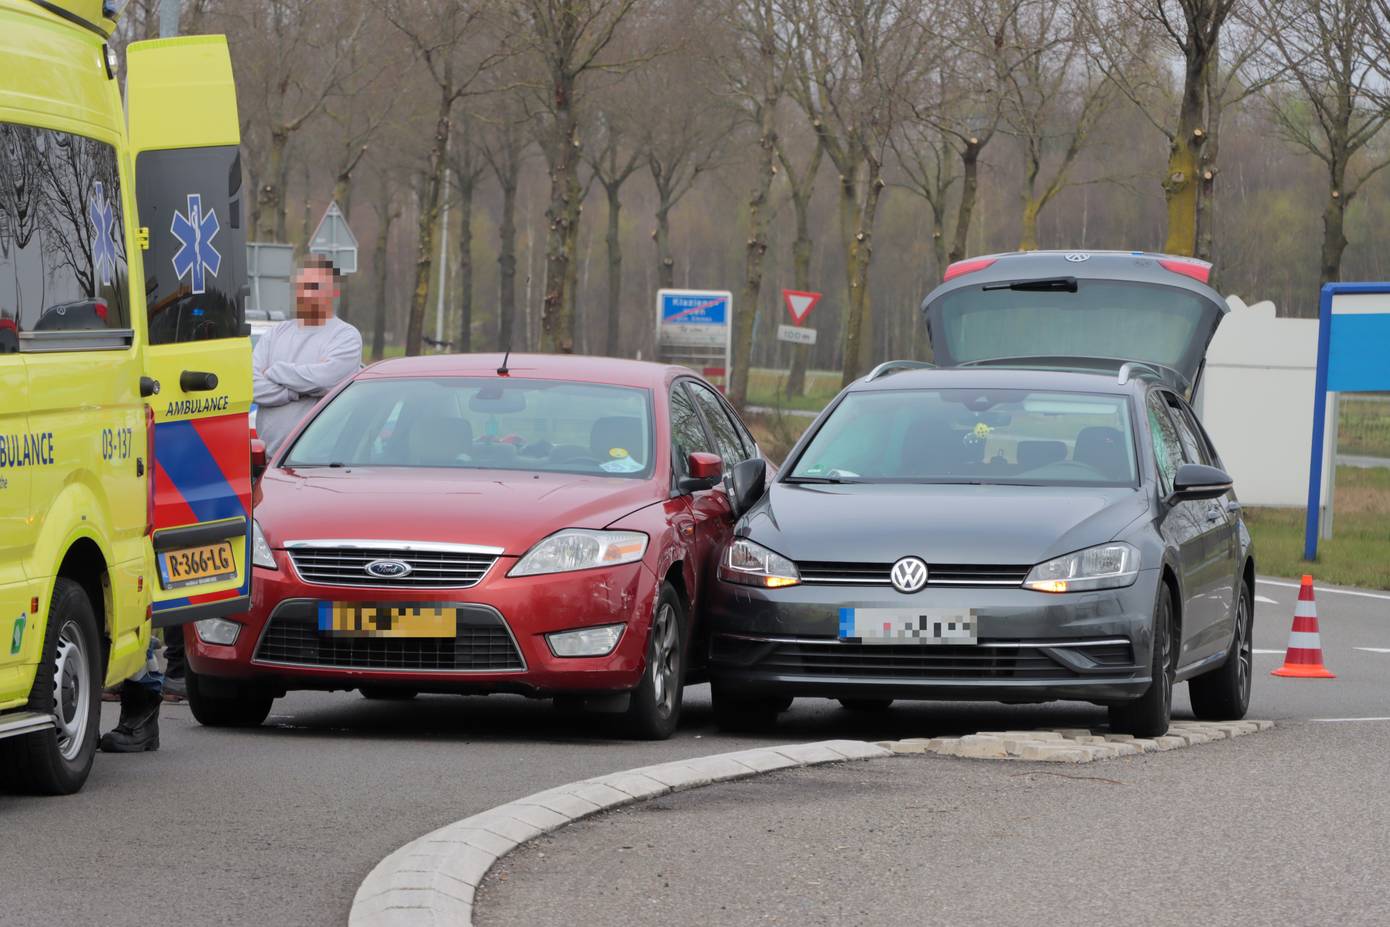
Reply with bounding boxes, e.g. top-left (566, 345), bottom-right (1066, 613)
top-left (158, 541), bottom-right (237, 590)
top-left (318, 603), bottom-right (458, 639)
top-left (838, 607), bottom-right (977, 645)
